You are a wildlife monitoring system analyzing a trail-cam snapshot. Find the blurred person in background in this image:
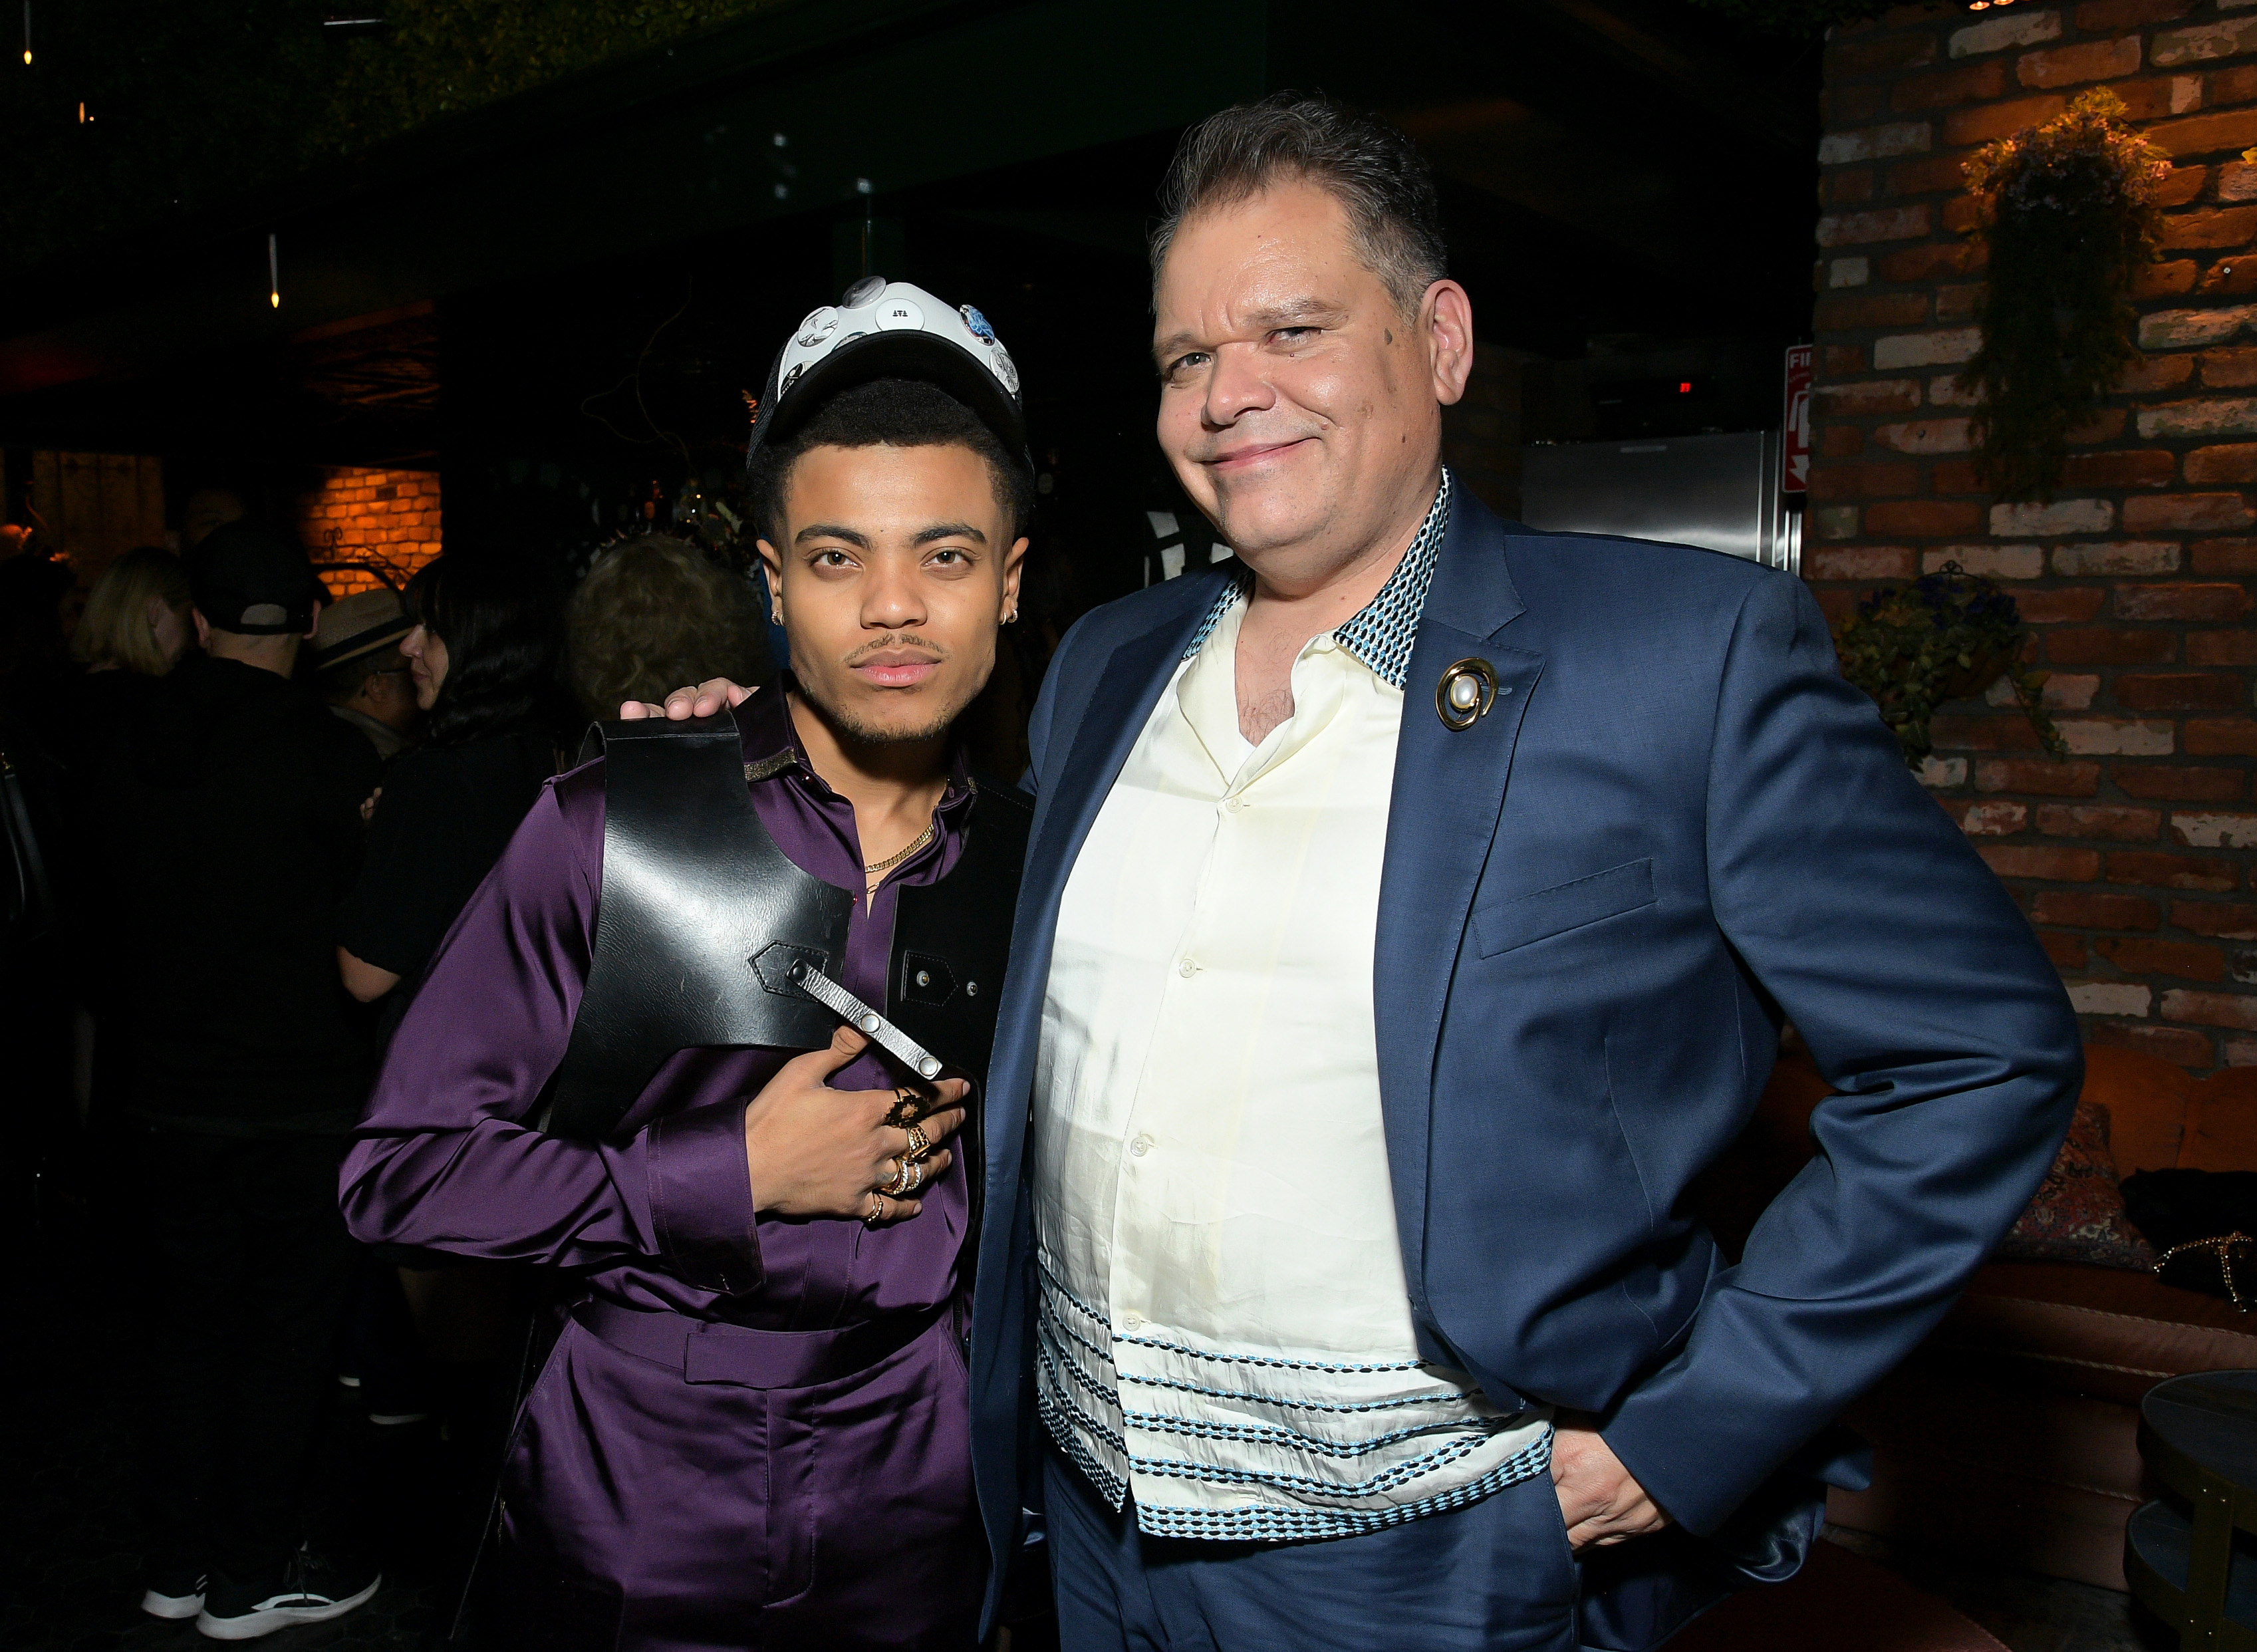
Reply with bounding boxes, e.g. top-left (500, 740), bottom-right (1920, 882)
top-left (181, 487), bottom-right (247, 551)
top-left (335, 554), bottom-right (566, 1033)
top-left (563, 532), bottom-right (772, 724)
top-left (314, 589), bottom-right (419, 764)
top-left (72, 547), bottom-right (196, 678)
top-left (74, 521), bottom-right (385, 1638)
